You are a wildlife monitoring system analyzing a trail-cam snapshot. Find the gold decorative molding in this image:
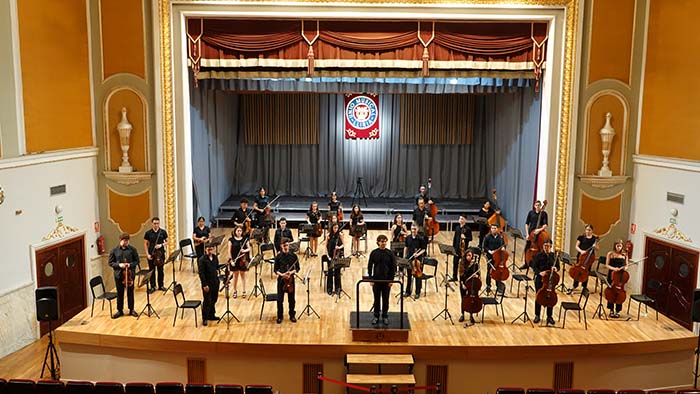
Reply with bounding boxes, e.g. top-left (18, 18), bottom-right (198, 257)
top-left (43, 222), bottom-right (80, 241)
top-left (103, 171), bottom-right (153, 185)
top-left (159, 0), bottom-right (175, 242)
top-left (577, 175), bottom-right (630, 189)
top-left (653, 223), bottom-right (692, 244)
